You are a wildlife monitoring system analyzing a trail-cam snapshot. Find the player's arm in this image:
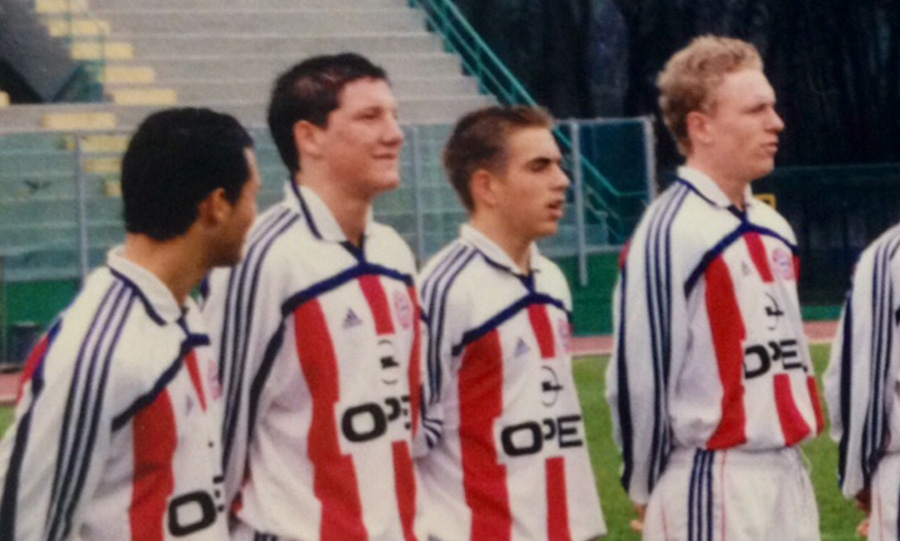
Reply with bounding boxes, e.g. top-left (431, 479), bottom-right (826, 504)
top-left (203, 251), bottom-right (291, 507)
top-left (824, 245), bottom-right (900, 500)
top-left (606, 229), bottom-right (688, 506)
top-left (414, 269), bottom-right (467, 456)
top-left (0, 322), bottom-right (113, 541)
